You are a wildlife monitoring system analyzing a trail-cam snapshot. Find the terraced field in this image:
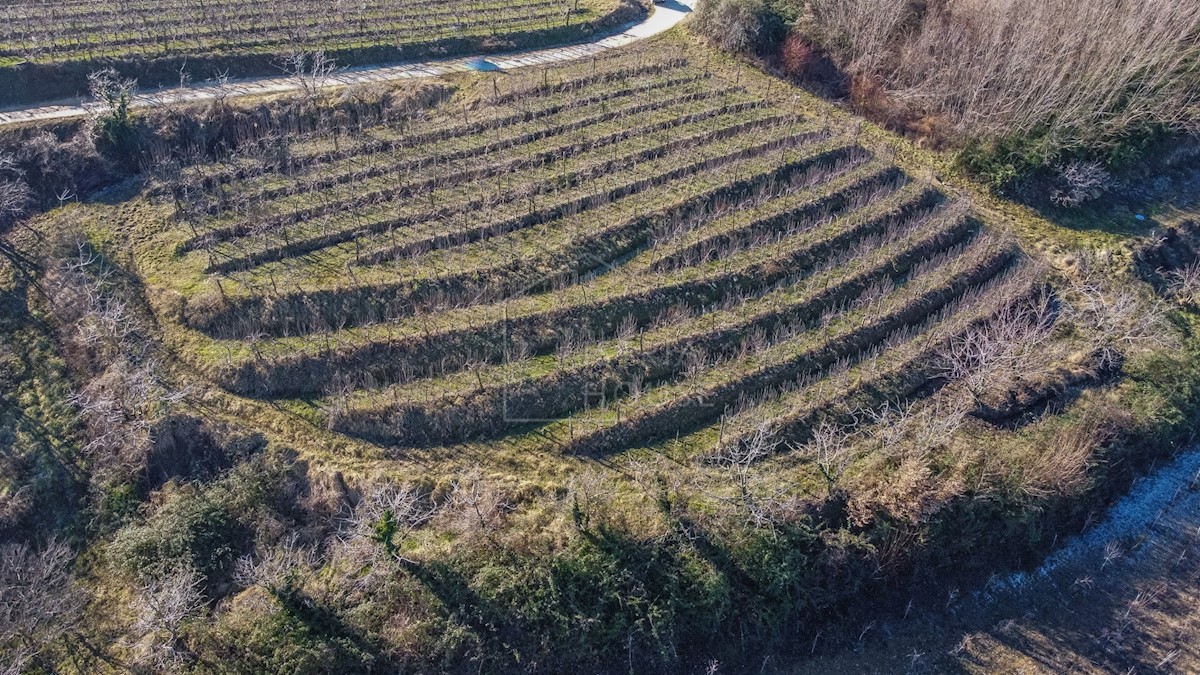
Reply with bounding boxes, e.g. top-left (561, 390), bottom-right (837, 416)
top-left (133, 41), bottom-right (1044, 471)
top-left (0, 0), bottom-right (623, 64)
top-left (9, 27), bottom-right (1193, 672)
